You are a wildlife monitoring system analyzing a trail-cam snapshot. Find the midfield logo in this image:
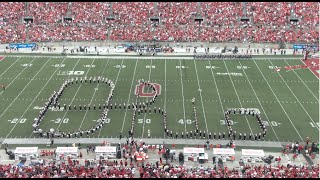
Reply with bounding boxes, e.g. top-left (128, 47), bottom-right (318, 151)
top-left (135, 83), bottom-right (161, 97)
